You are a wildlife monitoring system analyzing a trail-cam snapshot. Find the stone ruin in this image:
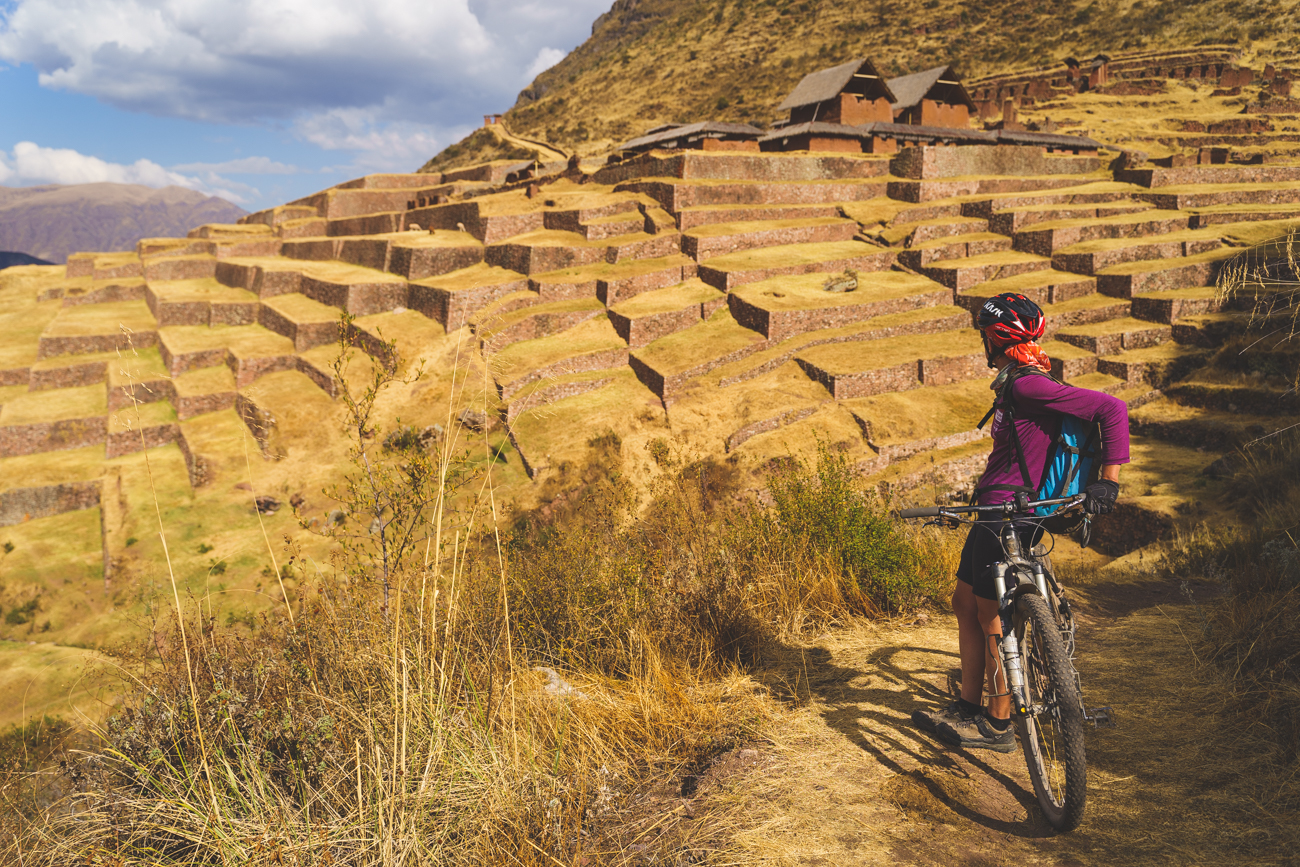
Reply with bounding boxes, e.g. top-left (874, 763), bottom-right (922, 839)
top-left (4, 45), bottom-right (1300, 585)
